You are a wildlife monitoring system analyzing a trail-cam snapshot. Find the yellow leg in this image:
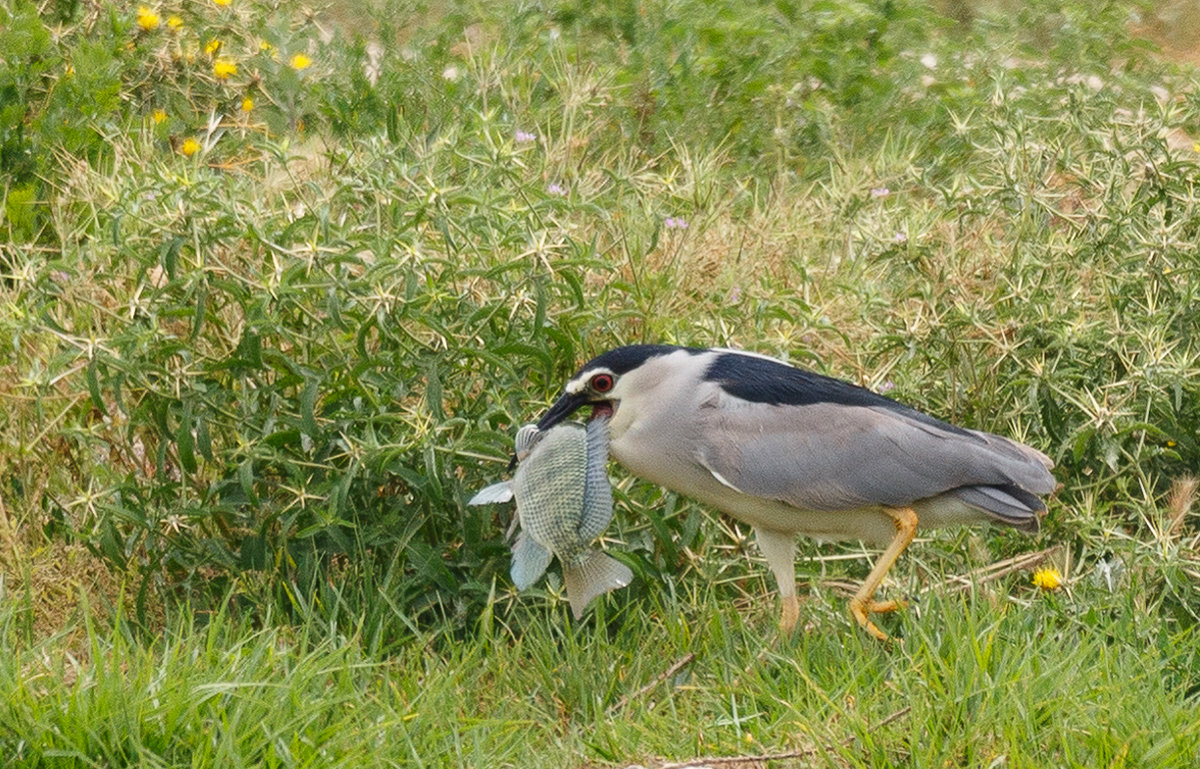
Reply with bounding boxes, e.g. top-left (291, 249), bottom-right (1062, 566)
top-left (780, 593), bottom-right (800, 634)
top-left (849, 506), bottom-right (918, 641)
